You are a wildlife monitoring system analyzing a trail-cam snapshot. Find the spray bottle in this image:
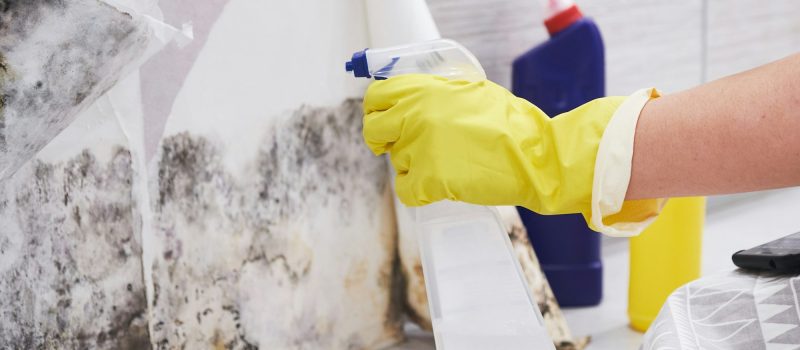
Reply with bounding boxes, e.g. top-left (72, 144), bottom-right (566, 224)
top-left (346, 39), bottom-right (555, 350)
top-left (511, 0), bottom-right (605, 307)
